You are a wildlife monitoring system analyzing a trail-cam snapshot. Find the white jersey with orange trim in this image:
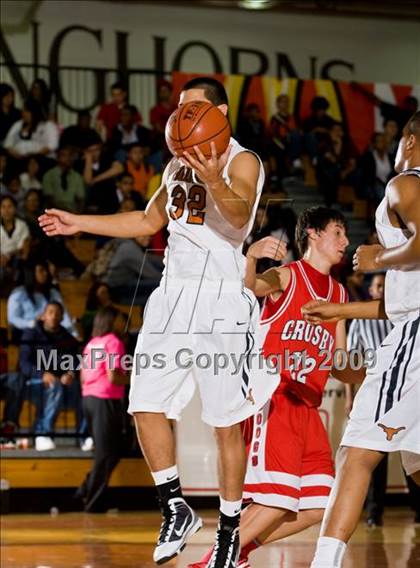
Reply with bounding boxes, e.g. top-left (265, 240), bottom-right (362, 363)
top-left (161, 137), bottom-right (264, 283)
top-left (376, 166), bottom-right (420, 323)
